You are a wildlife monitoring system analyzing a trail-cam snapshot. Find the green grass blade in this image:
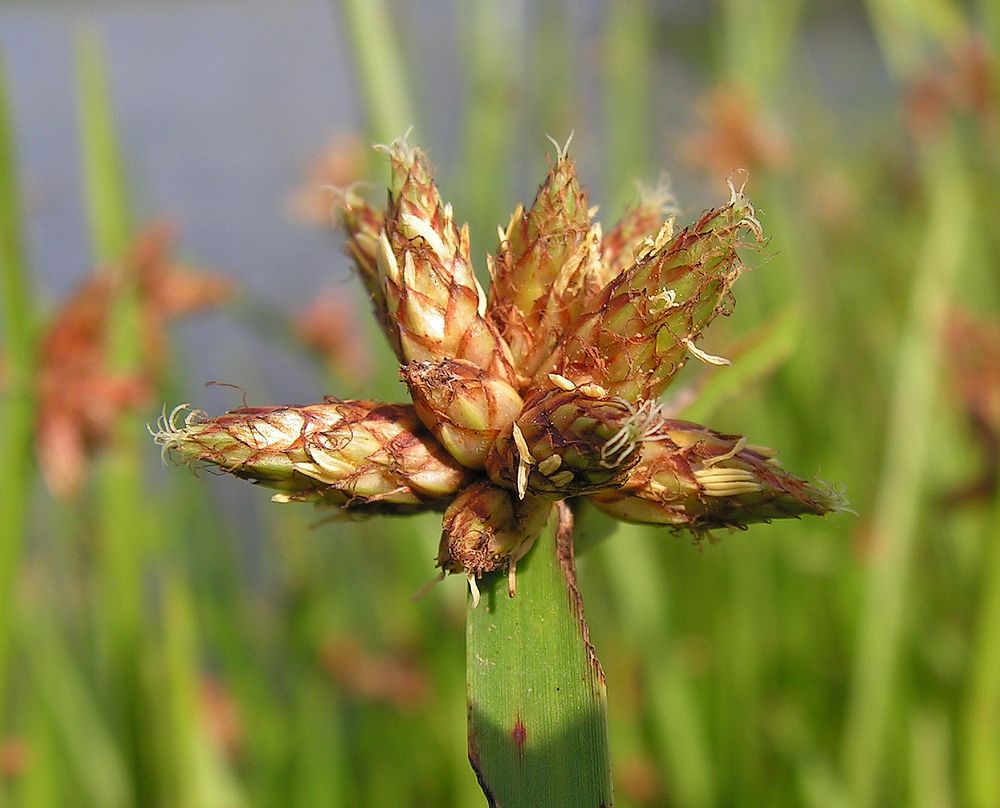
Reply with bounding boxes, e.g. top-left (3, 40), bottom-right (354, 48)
top-left (466, 505), bottom-right (614, 807)
top-left (842, 133), bottom-right (972, 808)
top-left (458, 0), bottom-right (520, 255)
top-left (0, 52), bottom-right (33, 369)
top-left (74, 33), bottom-right (155, 803)
top-left (603, 0), bottom-right (652, 216)
top-left (720, 0), bottom-right (802, 101)
top-left (0, 49), bottom-right (37, 699)
top-left (862, 0), bottom-right (964, 78)
top-left (909, 708), bottom-right (954, 808)
top-left (337, 0), bottom-right (414, 143)
top-left (962, 488), bottom-right (1000, 808)
top-left (160, 571), bottom-right (248, 808)
top-left (18, 611), bottom-right (134, 808)
top-left (76, 28), bottom-right (141, 371)
top-left (76, 29), bottom-right (132, 264)
top-left (597, 523), bottom-right (715, 807)
top-left (74, 27), bottom-right (145, 654)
